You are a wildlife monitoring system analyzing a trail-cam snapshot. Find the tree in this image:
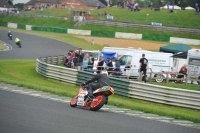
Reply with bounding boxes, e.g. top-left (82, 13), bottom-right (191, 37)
top-left (6, 0), bottom-right (13, 6)
top-left (14, 3), bottom-right (24, 10)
